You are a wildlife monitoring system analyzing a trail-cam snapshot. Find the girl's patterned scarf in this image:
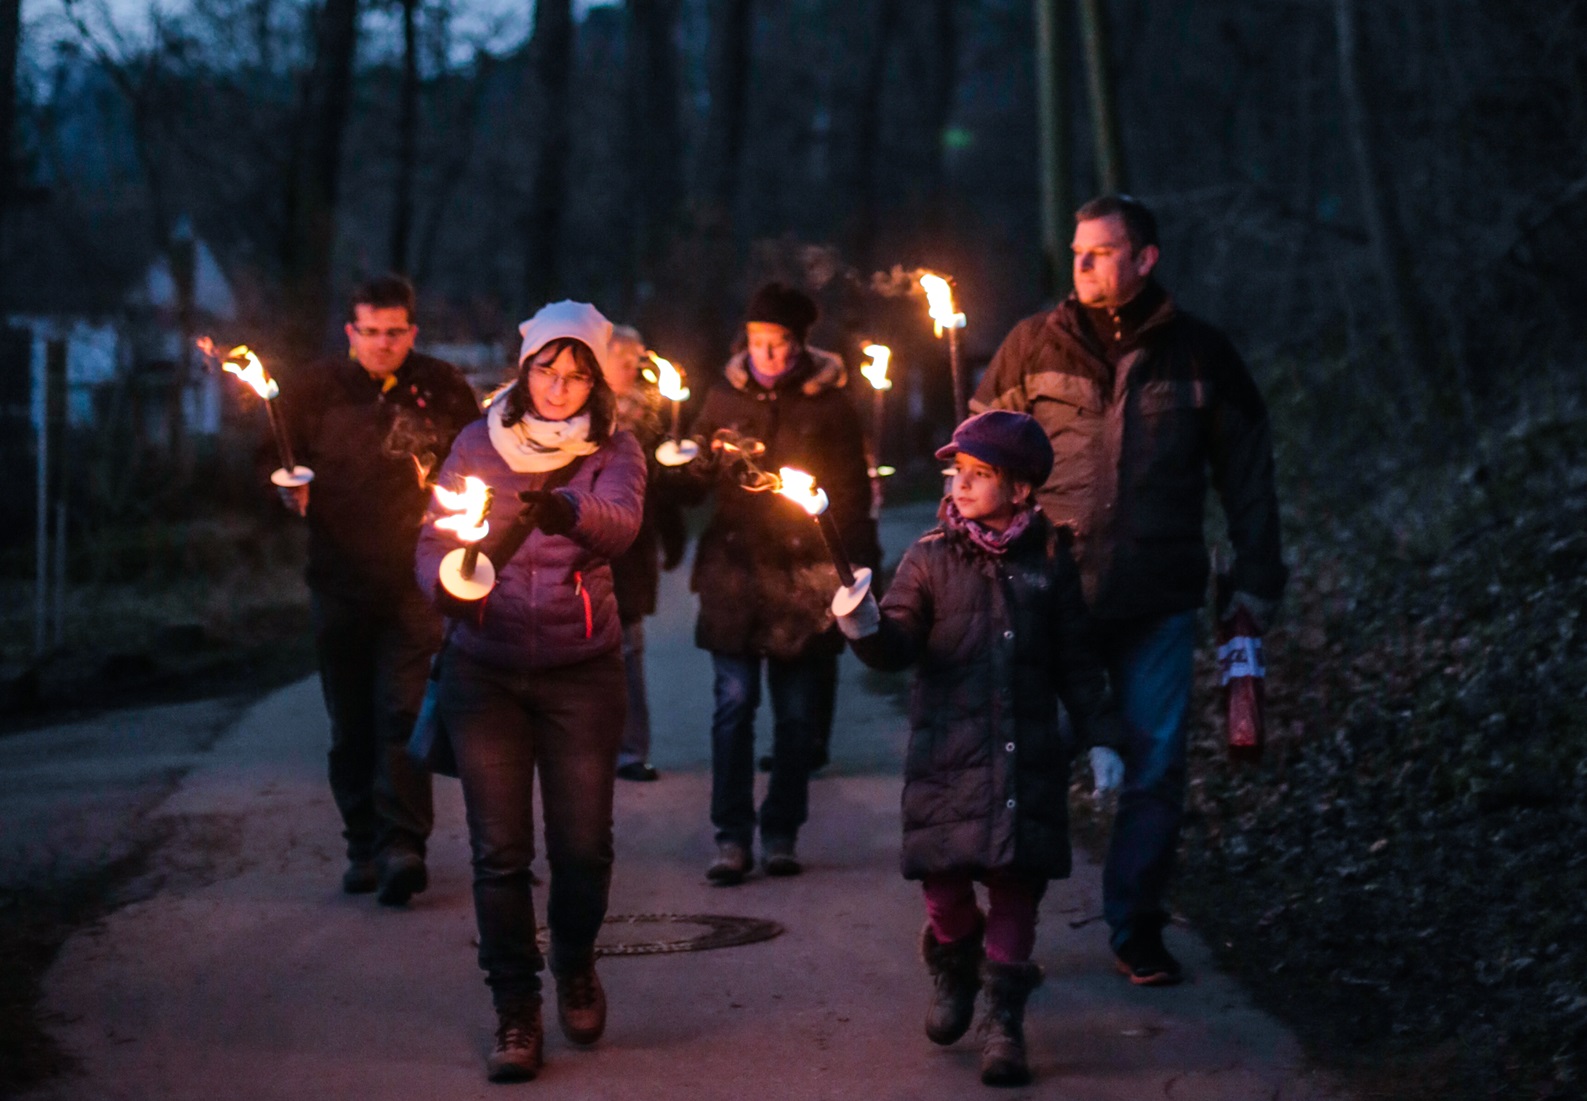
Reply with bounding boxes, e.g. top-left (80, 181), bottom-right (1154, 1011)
top-left (943, 497), bottom-right (1036, 557)
top-left (487, 382), bottom-right (599, 473)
